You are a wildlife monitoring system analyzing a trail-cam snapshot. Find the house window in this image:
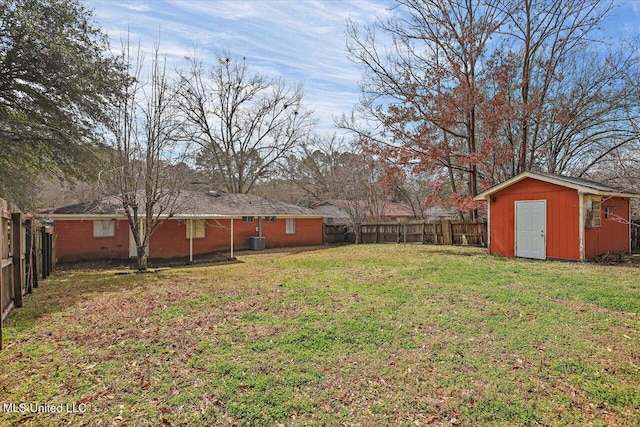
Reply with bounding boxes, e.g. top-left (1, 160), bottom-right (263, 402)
top-left (186, 219), bottom-right (206, 239)
top-left (242, 216), bottom-right (254, 222)
top-left (264, 216), bottom-right (276, 222)
top-left (286, 218), bottom-right (296, 234)
top-left (93, 220), bottom-right (115, 238)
